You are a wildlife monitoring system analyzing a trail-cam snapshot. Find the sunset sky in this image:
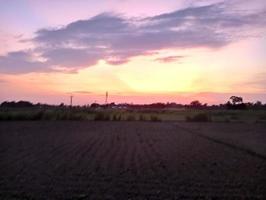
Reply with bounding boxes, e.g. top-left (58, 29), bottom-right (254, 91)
top-left (0, 0), bottom-right (265, 105)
